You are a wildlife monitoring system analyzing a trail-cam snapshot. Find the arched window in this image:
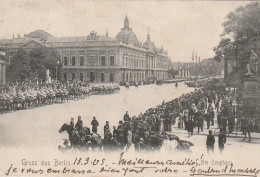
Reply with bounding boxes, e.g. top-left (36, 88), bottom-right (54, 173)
top-left (90, 72), bottom-right (95, 83)
top-left (80, 73), bottom-right (83, 81)
top-left (101, 73), bottom-right (105, 82)
top-left (63, 73), bottom-right (67, 81)
top-left (72, 73), bottom-right (75, 80)
top-left (110, 73), bottom-right (114, 82)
